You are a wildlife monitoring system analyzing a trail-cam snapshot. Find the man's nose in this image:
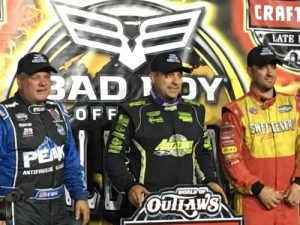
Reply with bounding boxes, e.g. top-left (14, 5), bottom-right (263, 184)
top-left (39, 80), bottom-right (45, 85)
top-left (39, 78), bottom-right (48, 85)
top-left (266, 65), bottom-right (275, 75)
top-left (172, 74), bottom-right (182, 84)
